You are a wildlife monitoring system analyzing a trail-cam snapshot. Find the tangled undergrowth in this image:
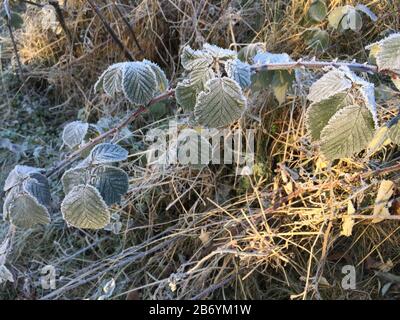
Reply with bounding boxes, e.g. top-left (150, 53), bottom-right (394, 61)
top-left (1, 0), bottom-right (400, 300)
